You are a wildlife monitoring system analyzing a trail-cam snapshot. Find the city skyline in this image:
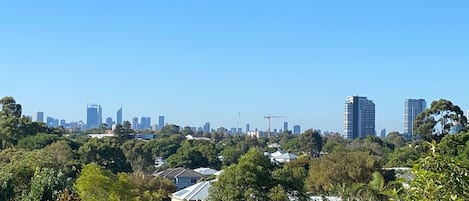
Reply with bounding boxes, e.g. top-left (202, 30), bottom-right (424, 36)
top-left (1, 1), bottom-right (469, 132)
